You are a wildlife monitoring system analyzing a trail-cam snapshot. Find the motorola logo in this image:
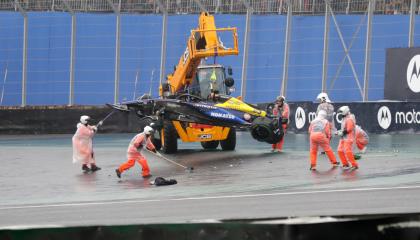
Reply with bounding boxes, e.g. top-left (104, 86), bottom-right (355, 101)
top-left (377, 106), bottom-right (392, 130)
top-left (295, 107), bottom-right (306, 129)
top-left (406, 54), bottom-right (420, 93)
